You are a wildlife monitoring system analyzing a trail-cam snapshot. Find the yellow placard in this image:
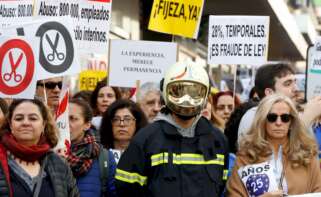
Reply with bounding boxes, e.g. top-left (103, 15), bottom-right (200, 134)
top-left (148, 0), bottom-right (204, 38)
top-left (79, 70), bottom-right (107, 91)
